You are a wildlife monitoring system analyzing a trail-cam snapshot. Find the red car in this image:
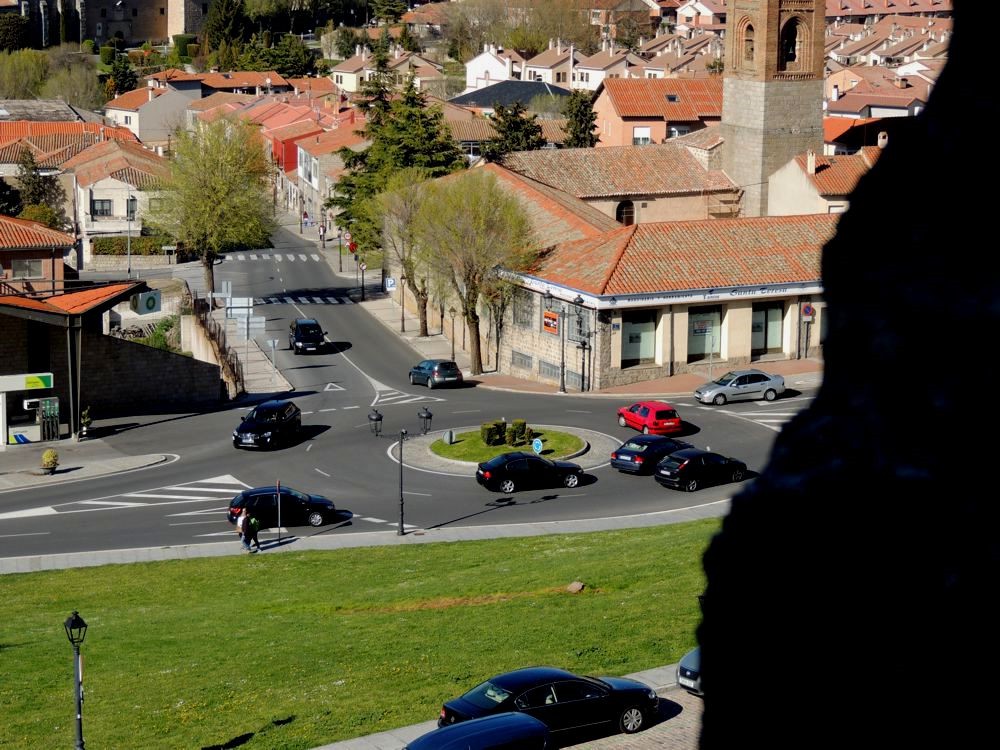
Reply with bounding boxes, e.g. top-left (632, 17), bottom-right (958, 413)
top-left (617, 401), bottom-right (683, 435)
